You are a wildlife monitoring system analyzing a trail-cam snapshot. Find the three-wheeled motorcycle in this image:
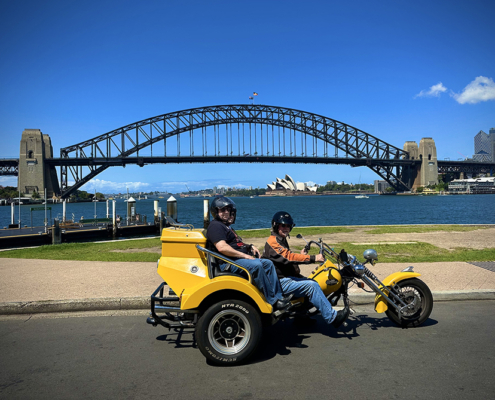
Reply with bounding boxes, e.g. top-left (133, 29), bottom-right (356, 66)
top-left (147, 224), bottom-right (433, 365)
